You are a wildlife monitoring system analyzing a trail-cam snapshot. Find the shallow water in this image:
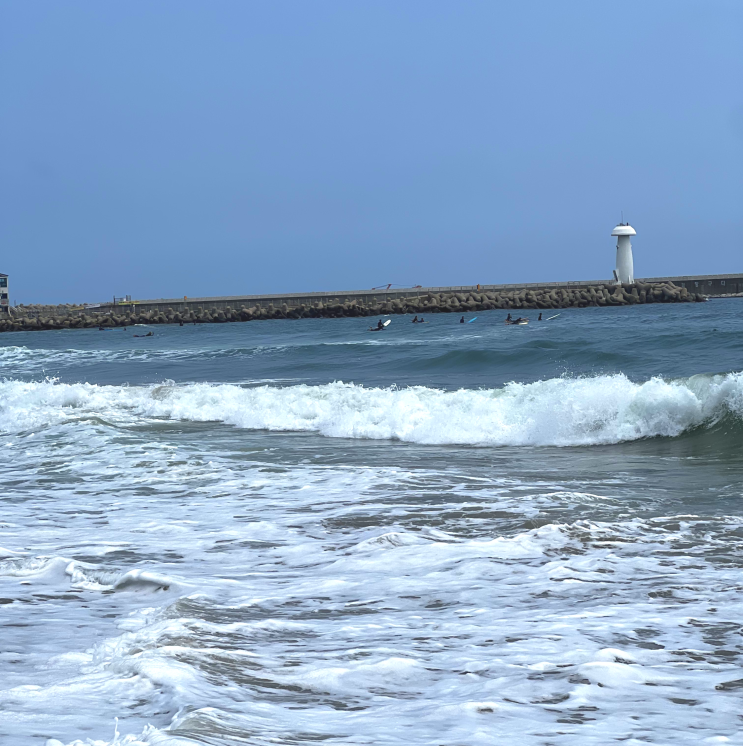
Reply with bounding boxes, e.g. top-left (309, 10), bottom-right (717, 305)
top-left (2, 301), bottom-right (743, 745)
